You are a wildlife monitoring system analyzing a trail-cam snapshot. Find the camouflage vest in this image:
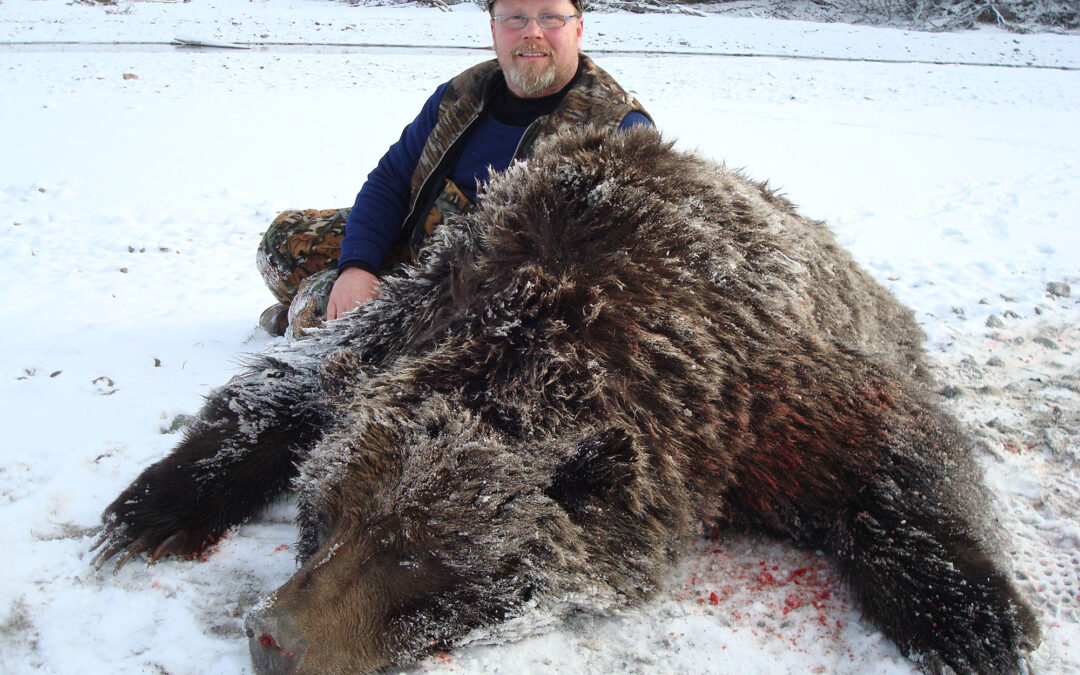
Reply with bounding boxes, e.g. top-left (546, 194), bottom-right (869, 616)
top-left (398, 53), bottom-right (651, 257)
